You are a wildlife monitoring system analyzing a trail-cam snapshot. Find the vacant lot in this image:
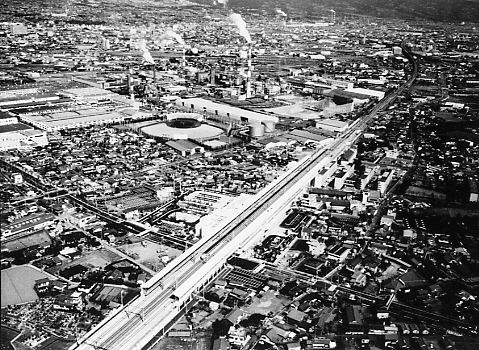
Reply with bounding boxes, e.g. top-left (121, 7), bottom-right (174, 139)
top-left (119, 241), bottom-right (181, 272)
top-left (46, 248), bottom-right (122, 275)
top-left (1, 265), bottom-right (56, 307)
top-left (243, 290), bottom-right (290, 315)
